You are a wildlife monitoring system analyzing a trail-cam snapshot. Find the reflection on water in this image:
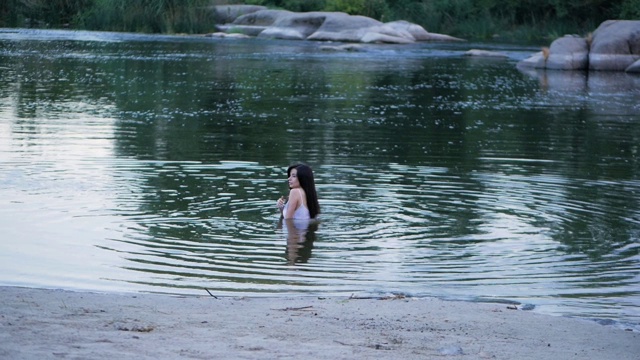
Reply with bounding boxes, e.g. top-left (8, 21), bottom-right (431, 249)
top-left (281, 218), bottom-right (318, 265)
top-left (0, 29), bottom-right (639, 330)
top-left (518, 66), bottom-right (640, 94)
